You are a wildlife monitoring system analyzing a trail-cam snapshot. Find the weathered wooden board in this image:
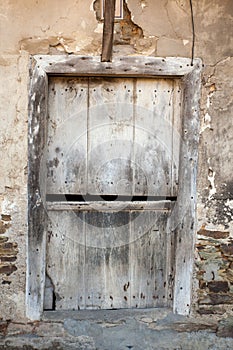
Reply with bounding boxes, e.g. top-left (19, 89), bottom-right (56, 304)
top-left (46, 211), bottom-right (86, 310)
top-left (88, 77), bottom-right (134, 195)
top-left (46, 200), bottom-right (173, 212)
top-left (85, 211), bottom-right (131, 309)
top-left (101, 0), bottom-right (116, 62)
top-left (46, 208), bottom-right (172, 310)
top-left (134, 79), bottom-right (173, 196)
top-left (171, 80), bottom-right (182, 196)
top-left (35, 55), bottom-right (200, 77)
top-left (27, 61), bottom-right (48, 320)
top-left (129, 211), bottom-right (170, 308)
top-left (47, 76), bottom-right (181, 197)
top-left (47, 77), bottom-right (88, 194)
